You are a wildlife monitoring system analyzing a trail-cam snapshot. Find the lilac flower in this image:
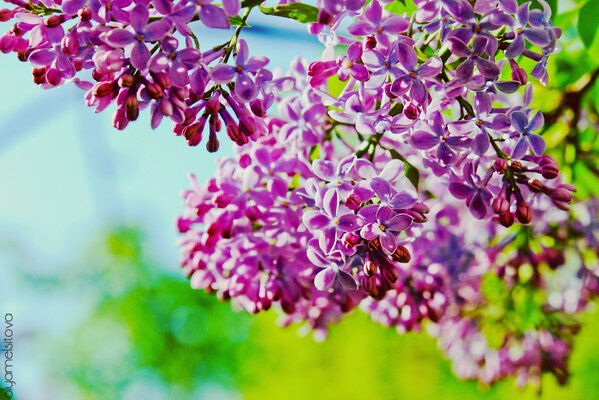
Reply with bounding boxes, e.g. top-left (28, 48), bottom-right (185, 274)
top-left (362, 44), bottom-right (403, 88)
top-left (152, 0), bottom-right (196, 35)
top-left (511, 110), bottom-right (546, 159)
top-left (195, 0), bottom-right (231, 29)
top-left (337, 42), bottom-right (369, 82)
top-left (411, 111), bottom-right (471, 164)
top-left (359, 206), bottom-right (413, 254)
top-left (302, 188), bottom-right (364, 253)
top-left (448, 163), bottom-right (493, 219)
top-left (389, 43), bottom-right (442, 104)
top-left (348, 0), bottom-right (409, 43)
top-left (307, 246), bottom-right (358, 291)
top-left (448, 36), bottom-right (500, 83)
top-left (450, 92), bottom-right (511, 155)
top-left (329, 93), bottom-right (387, 135)
top-left (103, 4), bottom-right (172, 70)
top-left (150, 36), bottom-right (201, 86)
top-left (90, 0), bottom-right (131, 23)
top-left (211, 39), bottom-right (269, 101)
top-left (504, 3), bottom-right (551, 59)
